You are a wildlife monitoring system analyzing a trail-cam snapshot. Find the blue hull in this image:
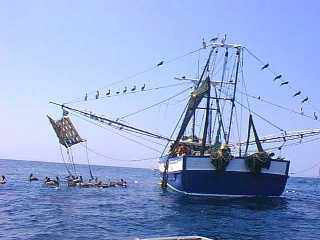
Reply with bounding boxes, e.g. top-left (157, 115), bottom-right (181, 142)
top-left (167, 170), bottom-right (289, 197)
